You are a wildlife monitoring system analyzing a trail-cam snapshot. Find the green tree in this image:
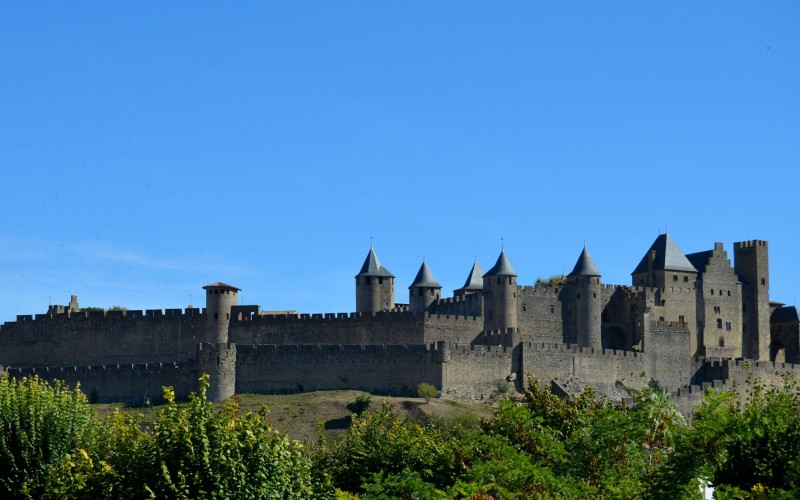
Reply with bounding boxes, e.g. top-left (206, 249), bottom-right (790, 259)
top-left (417, 382), bottom-right (437, 404)
top-left (535, 275), bottom-right (566, 288)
